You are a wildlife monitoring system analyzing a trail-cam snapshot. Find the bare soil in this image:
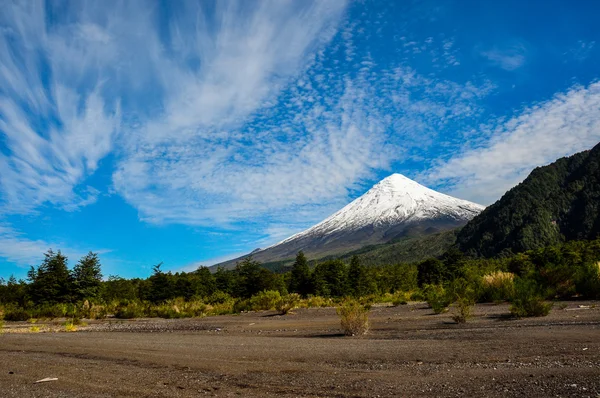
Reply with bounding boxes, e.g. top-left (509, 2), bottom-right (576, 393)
top-left (1, 302), bottom-right (599, 397)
